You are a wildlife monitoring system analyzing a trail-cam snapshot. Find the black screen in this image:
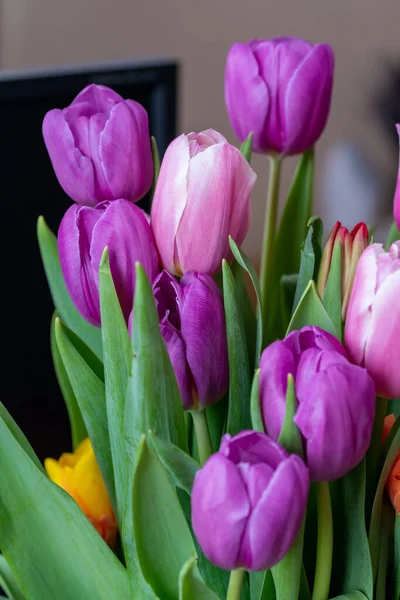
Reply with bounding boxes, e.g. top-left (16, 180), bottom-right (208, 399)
top-left (0, 62), bottom-right (177, 460)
